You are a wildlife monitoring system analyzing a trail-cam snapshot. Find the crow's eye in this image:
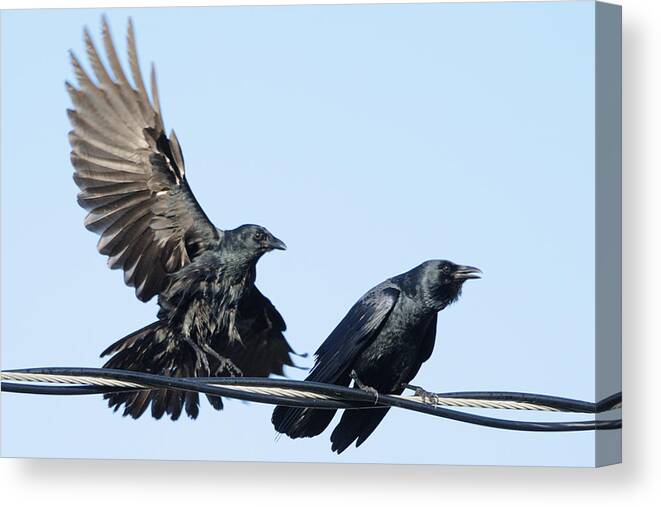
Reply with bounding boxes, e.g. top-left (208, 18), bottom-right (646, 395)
top-left (442, 265), bottom-right (451, 273)
top-left (253, 231), bottom-right (265, 241)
